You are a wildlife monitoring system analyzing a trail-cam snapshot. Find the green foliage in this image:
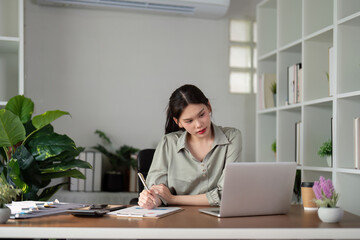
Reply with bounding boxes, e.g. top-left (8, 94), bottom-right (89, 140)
top-left (314, 192), bottom-right (339, 208)
top-left (0, 176), bottom-right (22, 208)
top-left (270, 82), bottom-right (277, 94)
top-left (271, 140), bottom-right (276, 153)
top-left (93, 130), bottom-right (139, 173)
top-left (318, 139), bottom-right (332, 157)
top-left (0, 95), bottom-right (91, 201)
